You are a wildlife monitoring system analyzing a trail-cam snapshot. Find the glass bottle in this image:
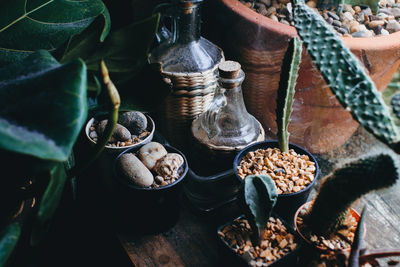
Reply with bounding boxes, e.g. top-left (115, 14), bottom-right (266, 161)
top-left (149, 0), bottom-right (224, 151)
top-left (191, 61), bottom-right (265, 173)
